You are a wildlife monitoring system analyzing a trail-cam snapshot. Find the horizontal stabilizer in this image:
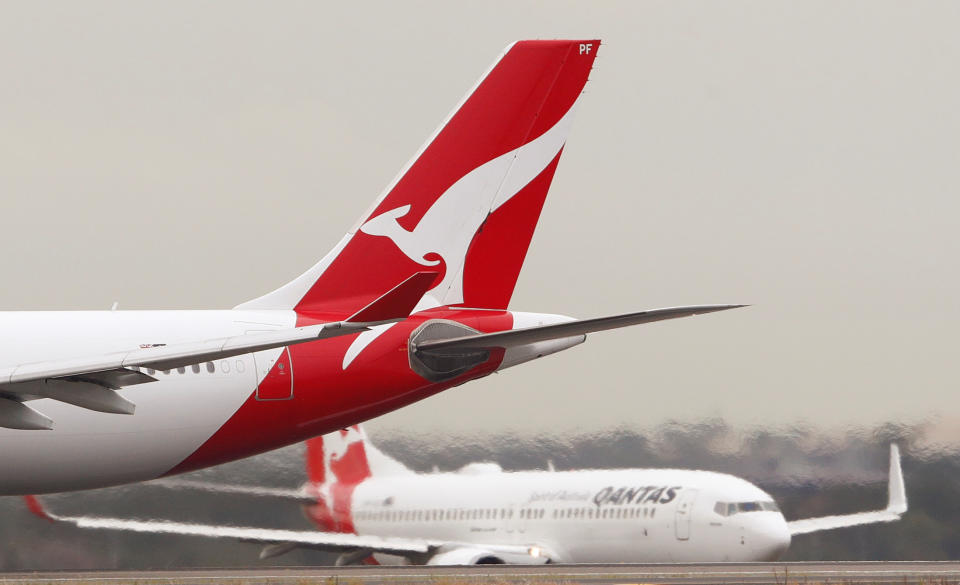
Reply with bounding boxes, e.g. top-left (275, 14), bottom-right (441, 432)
top-left (0, 323), bottom-right (370, 391)
top-left (788, 444), bottom-right (907, 535)
top-left (345, 271), bottom-right (439, 325)
top-left (414, 305), bottom-right (746, 353)
top-left (0, 319), bottom-right (380, 428)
